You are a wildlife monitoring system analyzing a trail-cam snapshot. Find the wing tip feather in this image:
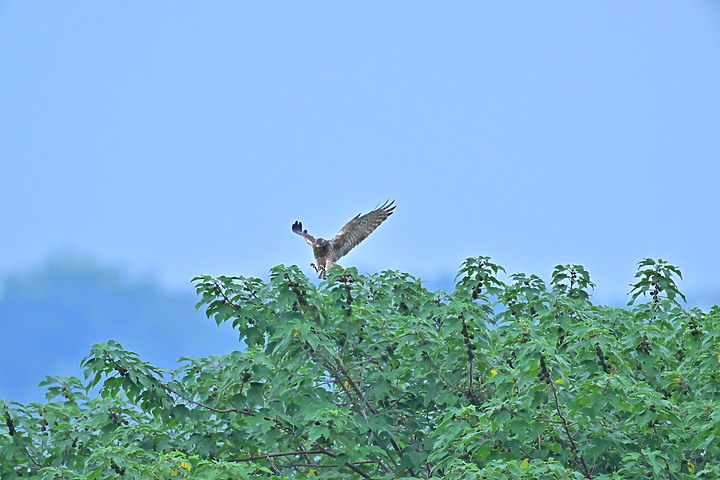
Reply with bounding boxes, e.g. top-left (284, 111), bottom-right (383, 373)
top-left (292, 221), bottom-right (311, 236)
top-left (378, 199), bottom-right (396, 216)
top-left (380, 199), bottom-right (397, 216)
